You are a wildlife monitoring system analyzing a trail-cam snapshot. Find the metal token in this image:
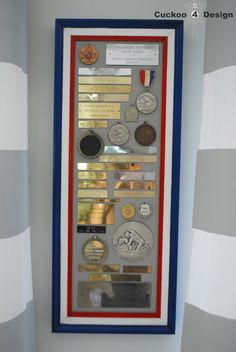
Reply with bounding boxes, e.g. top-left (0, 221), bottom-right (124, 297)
top-left (112, 222), bottom-right (153, 262)
top-left (121, 203), bottom-right (136, 219)
top-left (78, 130), bottom-right (104, 158)
top-left (138, 203), bottom-right (153, 218)
top-left (135, 122), bottom-right (156, 146)
top-left (79, 44), bottom-right (99, 65)
top-left (83, 236), bottom-right (108, 263)
top-left (108, 123), bottom-right (130, 145)
top-left (136, 92), bottom-right (157, 114)
top-left (125, 105), bottom-right (139, 122)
